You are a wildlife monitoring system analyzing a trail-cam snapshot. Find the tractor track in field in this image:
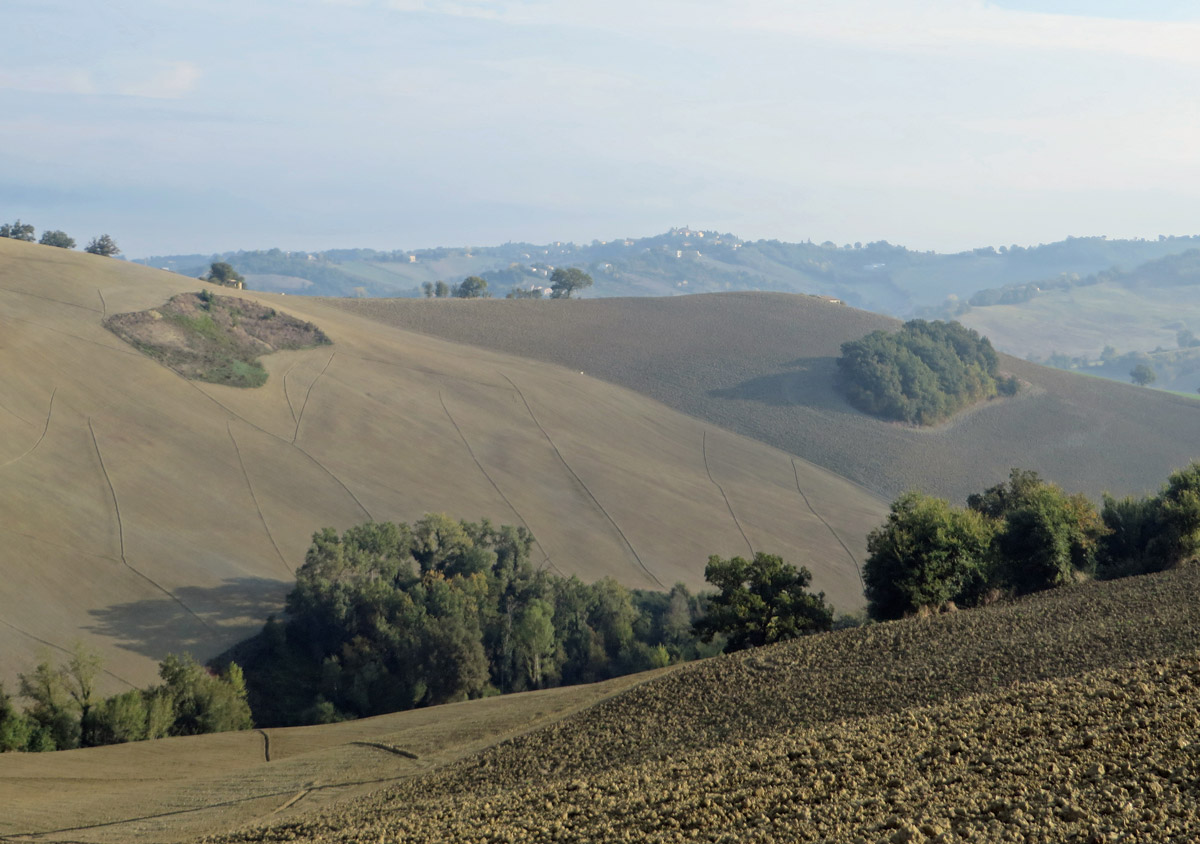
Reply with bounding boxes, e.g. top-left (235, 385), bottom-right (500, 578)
top-left (792, 458), bottom-right (864, 588)
top-left (88, 417), bottom-right (215, 634)
top-left (438, 390), bottom-right (562, 577)
top-left (702, 429), bottom-right (755, 557)
top-left (228, 422), bottom-right (292, 575)
top-left (501, 372), bottom-right (663, 589)
top-left (0, 387), bottom-right (54, 469)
